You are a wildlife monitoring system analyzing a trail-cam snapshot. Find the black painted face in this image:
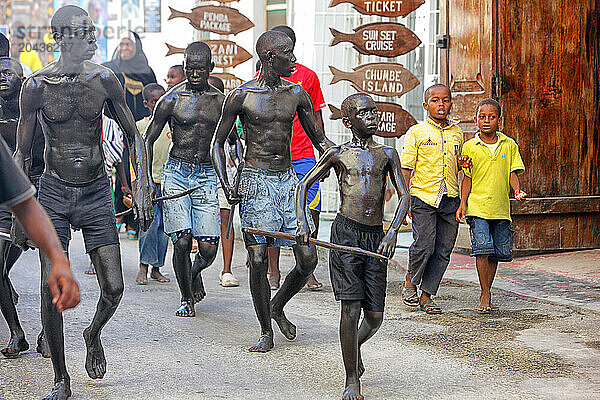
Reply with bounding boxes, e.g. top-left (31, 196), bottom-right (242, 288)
top-left (271, 40), bottom-right (296, 78)
top-left (59, 15), bottom-right (98, 62)
top-left (183, 53), bottom-right (212, 89)
top-left (348, 96), bottom-right (379, 138)
top-left (0, 60), bottom-right (22, 99)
